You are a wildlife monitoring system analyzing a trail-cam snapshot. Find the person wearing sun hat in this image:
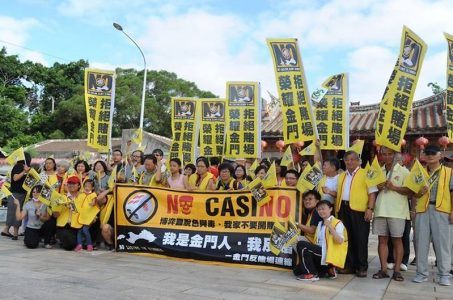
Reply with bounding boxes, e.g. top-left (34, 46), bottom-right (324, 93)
top-left (412, 144), bottom-right (453, 286)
